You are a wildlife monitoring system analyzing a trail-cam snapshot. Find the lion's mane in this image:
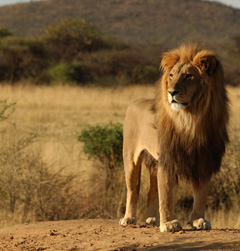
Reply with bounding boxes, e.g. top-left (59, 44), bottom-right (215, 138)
top-left (154, 44), bottom-right (229, 185)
